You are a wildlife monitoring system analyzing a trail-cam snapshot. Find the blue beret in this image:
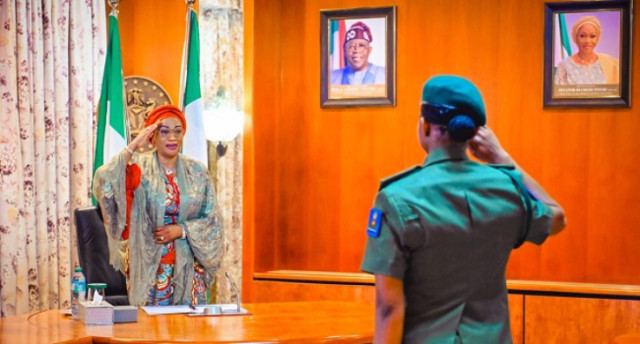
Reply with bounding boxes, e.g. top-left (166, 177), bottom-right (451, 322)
top-left (421, 75), bottom-right (486, 128)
